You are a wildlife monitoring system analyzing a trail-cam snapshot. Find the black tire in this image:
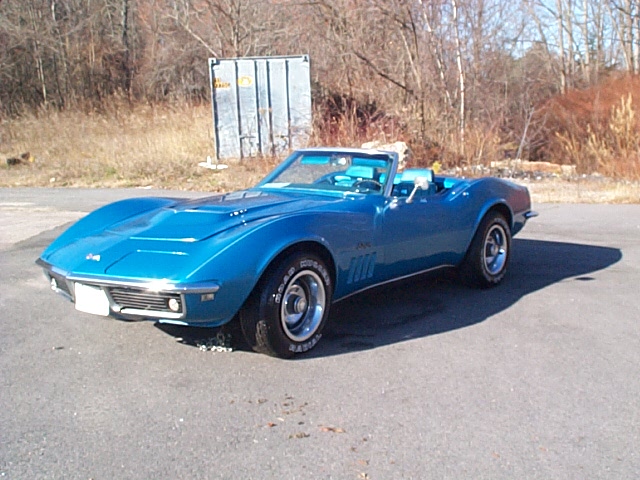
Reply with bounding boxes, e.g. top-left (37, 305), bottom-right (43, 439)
top-left (460, 212), bottom-right (511, 288)
top-left (240, 253), bottom-right (332, 358)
